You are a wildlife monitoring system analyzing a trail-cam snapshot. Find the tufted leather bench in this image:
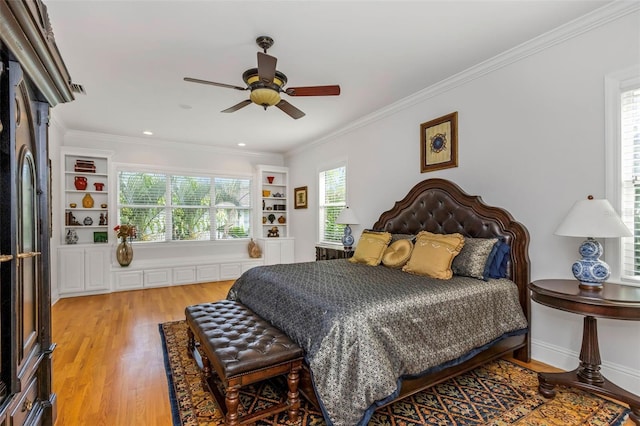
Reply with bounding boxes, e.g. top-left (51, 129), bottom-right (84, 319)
top-left (185, 300), bottom-right (303, 426)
